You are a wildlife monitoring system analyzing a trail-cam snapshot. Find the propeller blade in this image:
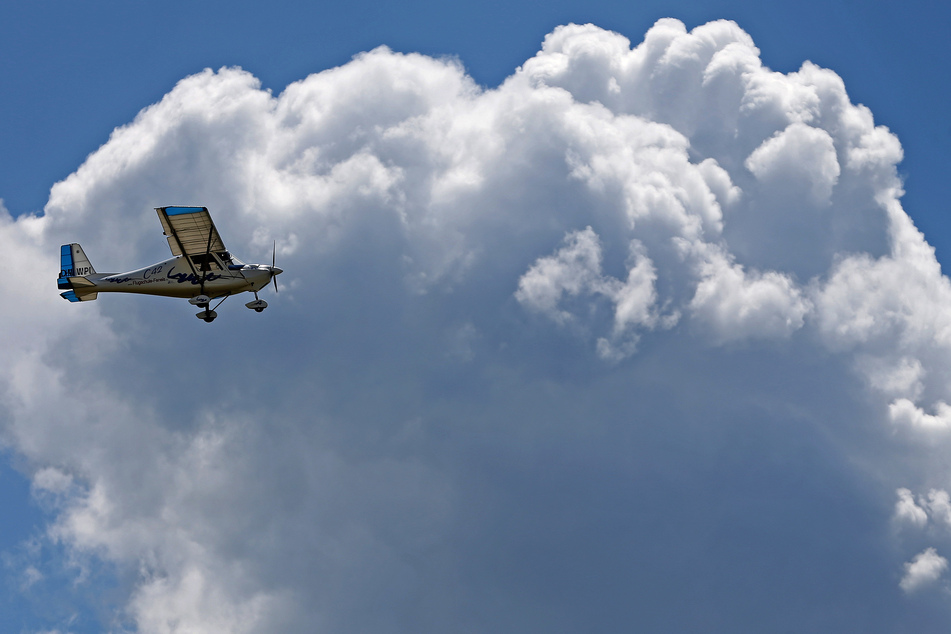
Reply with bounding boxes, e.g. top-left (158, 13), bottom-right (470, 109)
top-left (271, 240), bottom-right (279, 293)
